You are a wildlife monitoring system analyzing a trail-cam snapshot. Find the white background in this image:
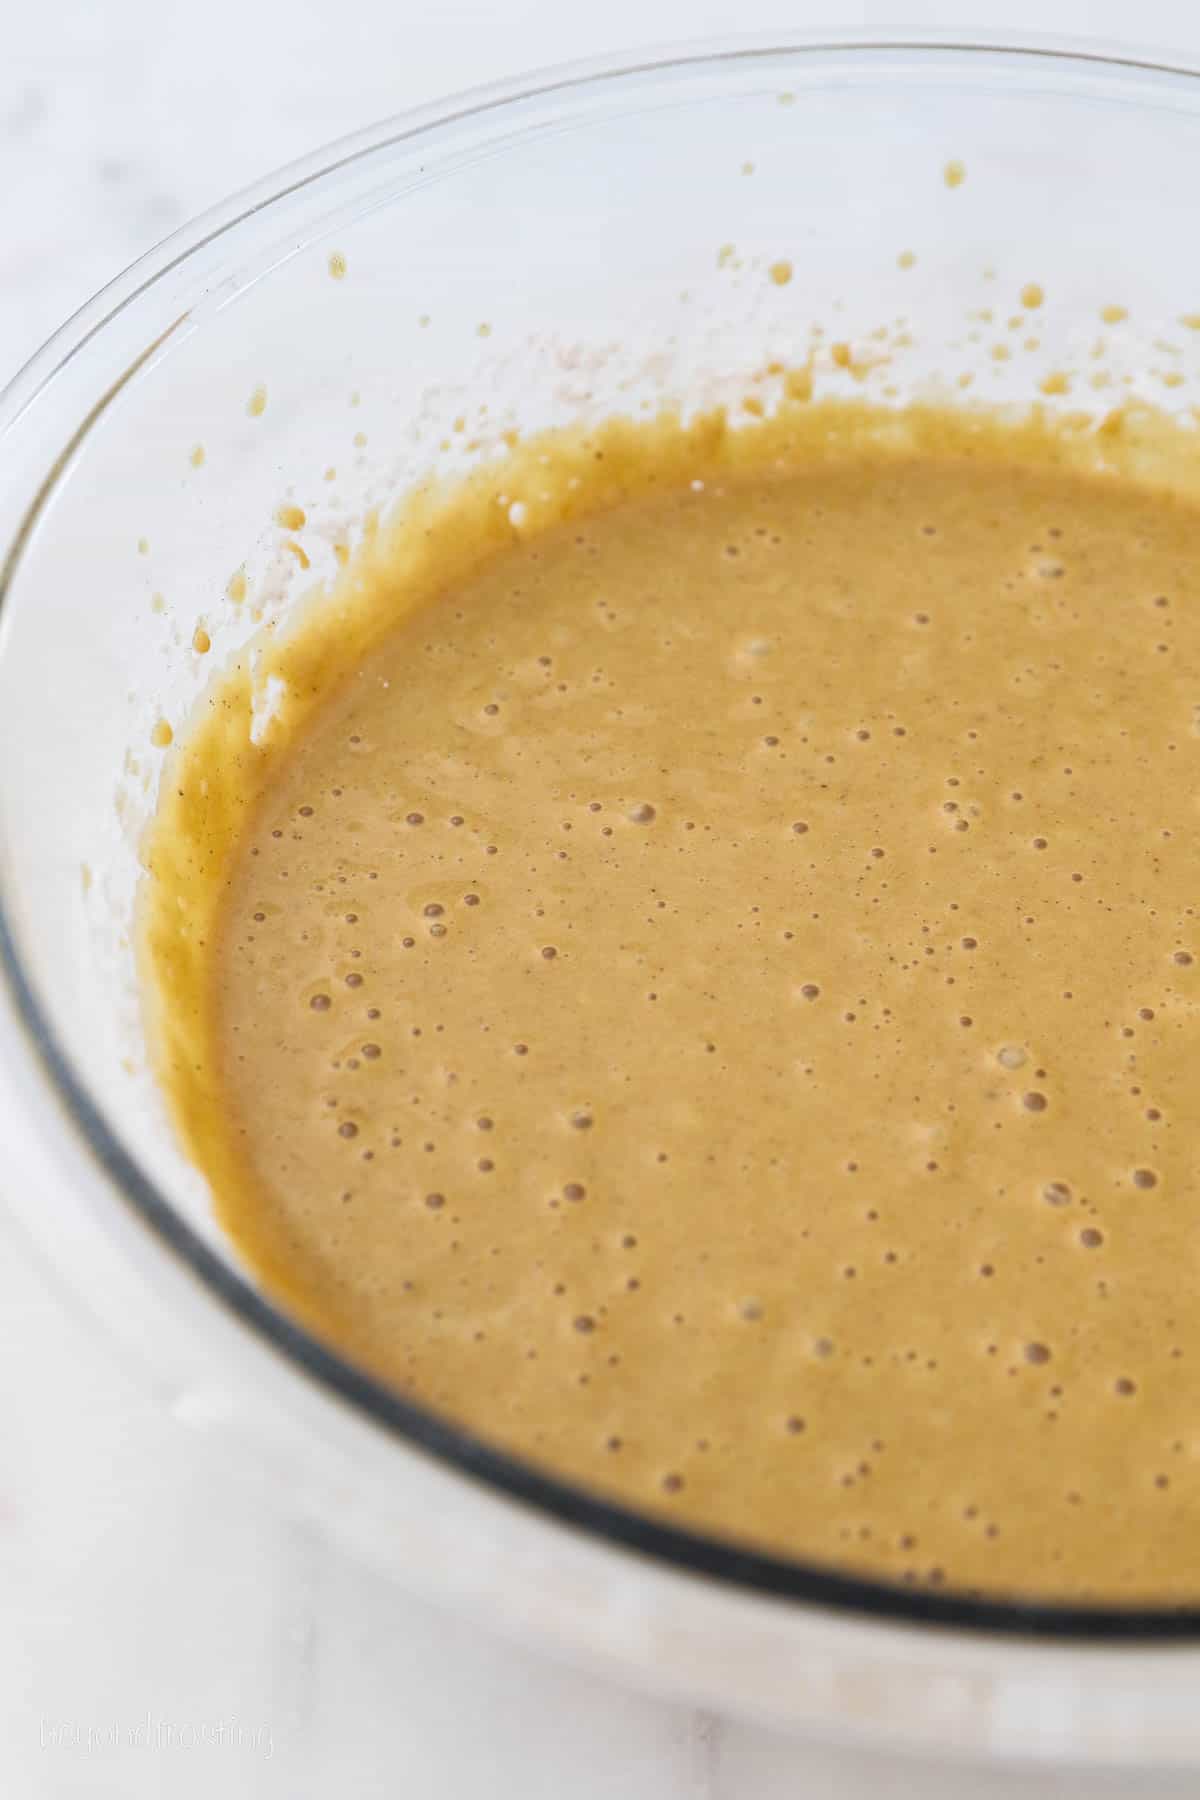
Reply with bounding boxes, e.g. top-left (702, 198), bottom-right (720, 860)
top-left (4, 4), bottom-right (1200, 1795)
